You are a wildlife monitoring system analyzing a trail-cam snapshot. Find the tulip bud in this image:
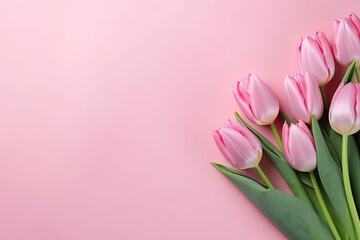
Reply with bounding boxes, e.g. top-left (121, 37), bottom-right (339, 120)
top-left (298, 31), bottom-right (335, 86)
top-left (333, 13), bottom-right (360, 66)
top-left (233, 74), bottom-right (279, 125)
top-left (282, 121), bottom-right (317, 172)
top-left (284, 73), bottom-right (323, 124)
top-left (212, 118), bottom-right (262, 169)
top-left (329, 82), bottom-right (360, 135)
